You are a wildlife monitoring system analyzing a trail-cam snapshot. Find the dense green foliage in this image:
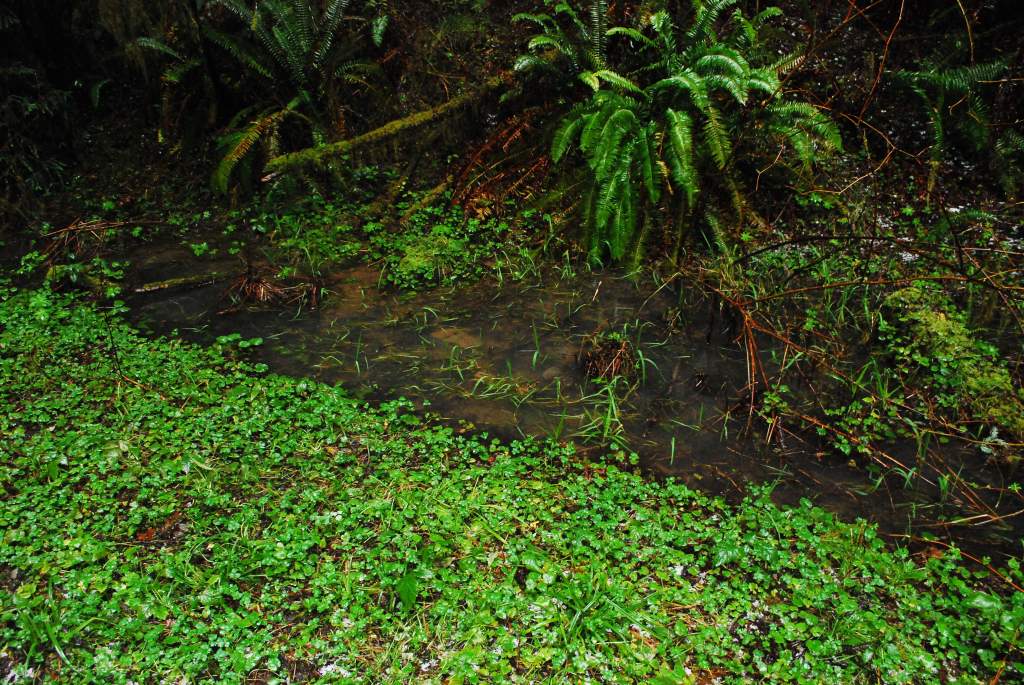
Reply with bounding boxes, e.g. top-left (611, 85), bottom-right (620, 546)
top-left (205, 0), bottom-right (379, 192)
top-left (882, 285), bottom-right (1024, 444)
top-left (517, 0), bottom-right (840, 261)
top-left (3, 4), bottom-right (1024, 681)
top-left (720, 191), bottom-right (1024, 466)
top-left (1, 285), bottom-right (1021, 682)
top-left (219, 185), bottom-right (534, 289)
